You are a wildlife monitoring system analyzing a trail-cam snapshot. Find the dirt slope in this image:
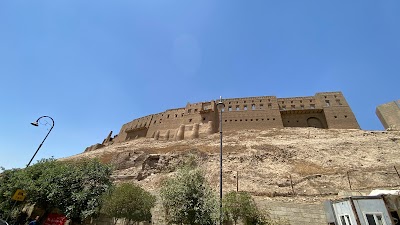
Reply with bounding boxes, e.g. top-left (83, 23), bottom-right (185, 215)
top-left (61, 128), bottom-right (400, 203)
